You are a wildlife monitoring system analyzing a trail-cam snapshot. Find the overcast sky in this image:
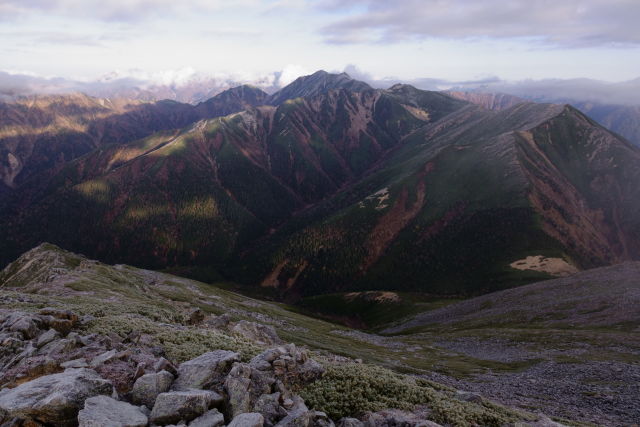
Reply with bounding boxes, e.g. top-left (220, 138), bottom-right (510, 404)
top-left (1, 0), bottom-right (639, 84)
